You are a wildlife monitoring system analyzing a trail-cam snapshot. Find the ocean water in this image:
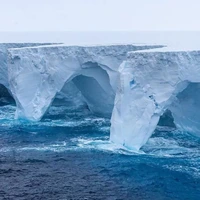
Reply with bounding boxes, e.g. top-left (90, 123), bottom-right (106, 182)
top-left (0, 102), bottom-right (200, 200)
